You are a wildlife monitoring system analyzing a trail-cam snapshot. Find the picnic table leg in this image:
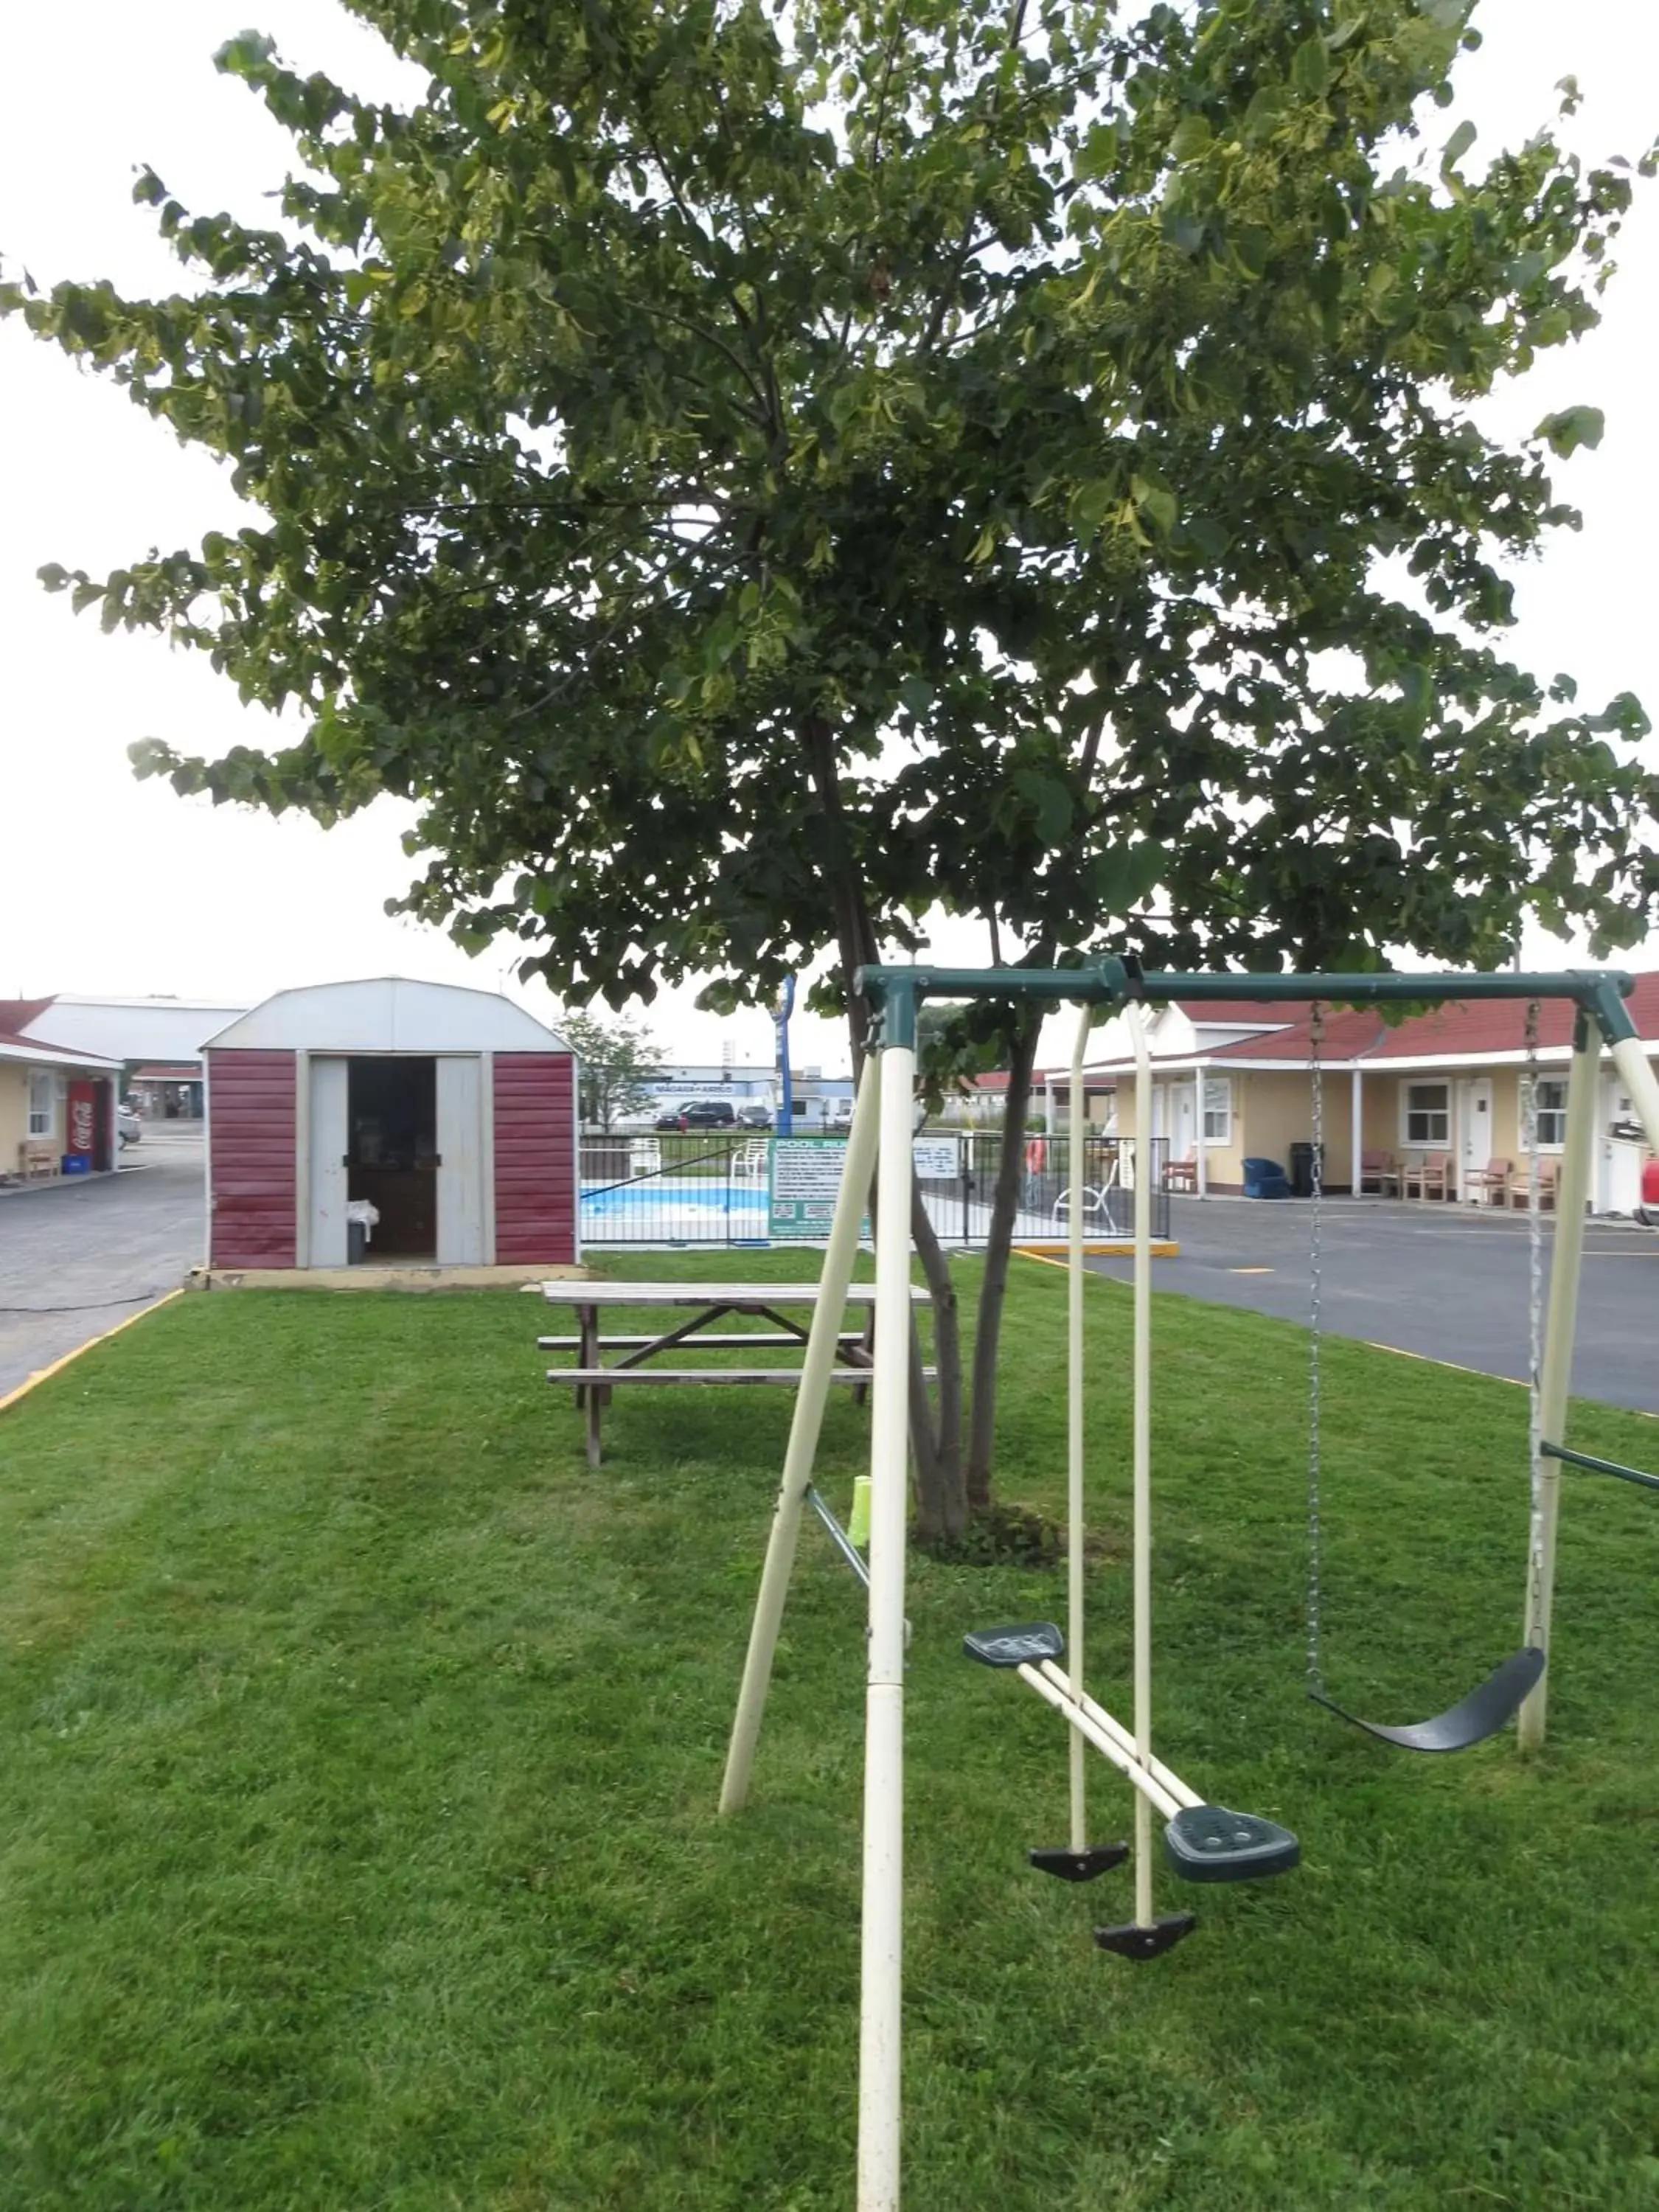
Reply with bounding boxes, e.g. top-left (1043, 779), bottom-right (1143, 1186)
top-left (854, 1306), bottom-right (875, 1409)
top-left (581, 1304), bottom-right (604, 1468)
